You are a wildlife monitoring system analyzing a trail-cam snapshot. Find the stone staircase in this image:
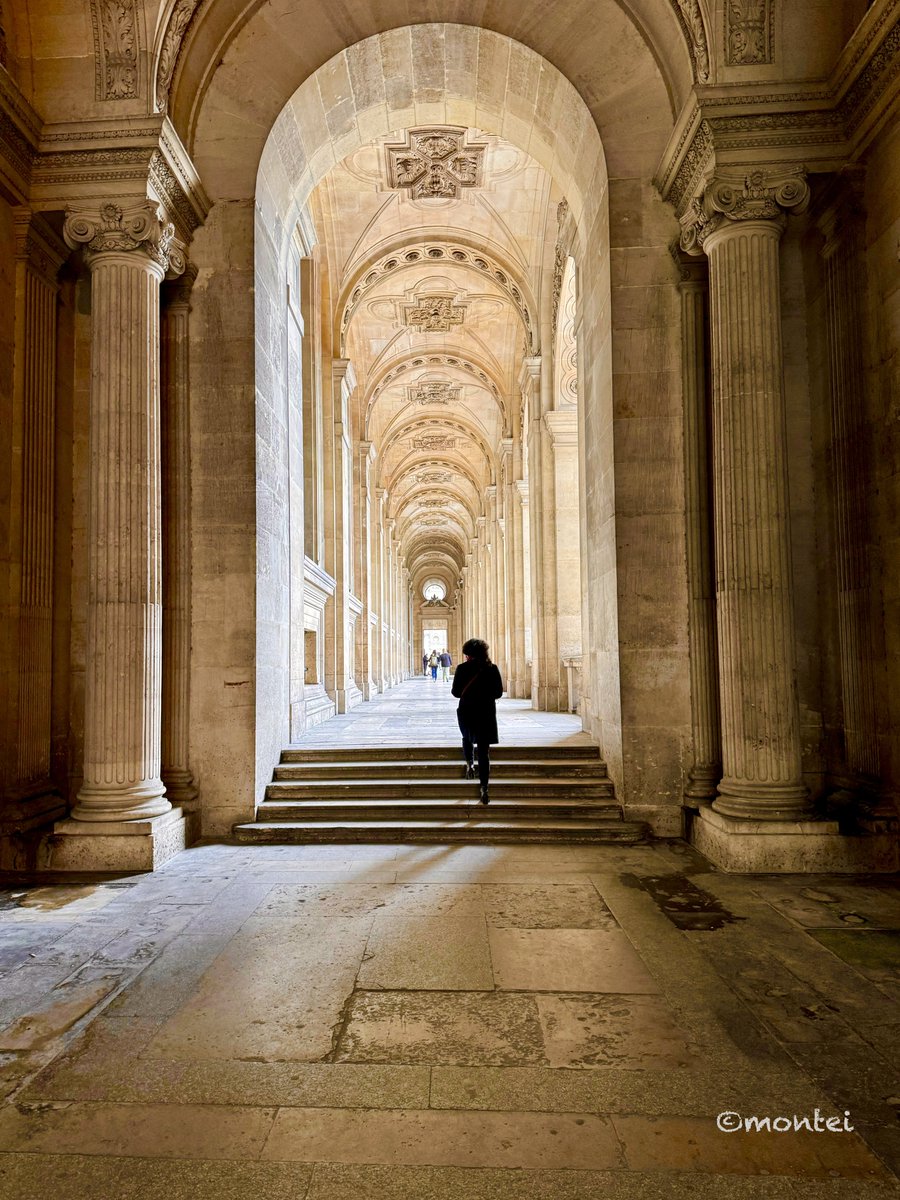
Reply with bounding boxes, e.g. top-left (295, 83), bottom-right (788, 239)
top-left (233, 745), bottom-right (648, 844)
